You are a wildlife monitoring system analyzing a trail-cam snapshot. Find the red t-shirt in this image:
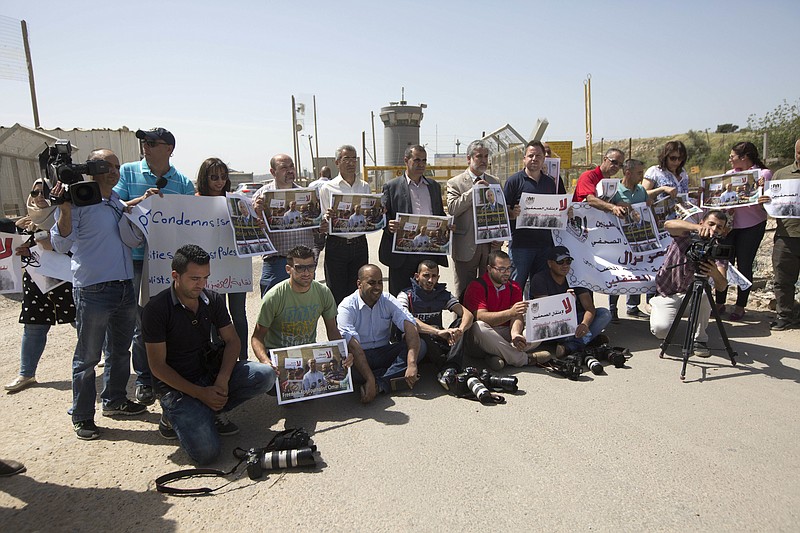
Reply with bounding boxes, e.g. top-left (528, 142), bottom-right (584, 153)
top-left (572, 166), bottom-right (604, 202)
top-left (463, 272), bottom-right (523, 327)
